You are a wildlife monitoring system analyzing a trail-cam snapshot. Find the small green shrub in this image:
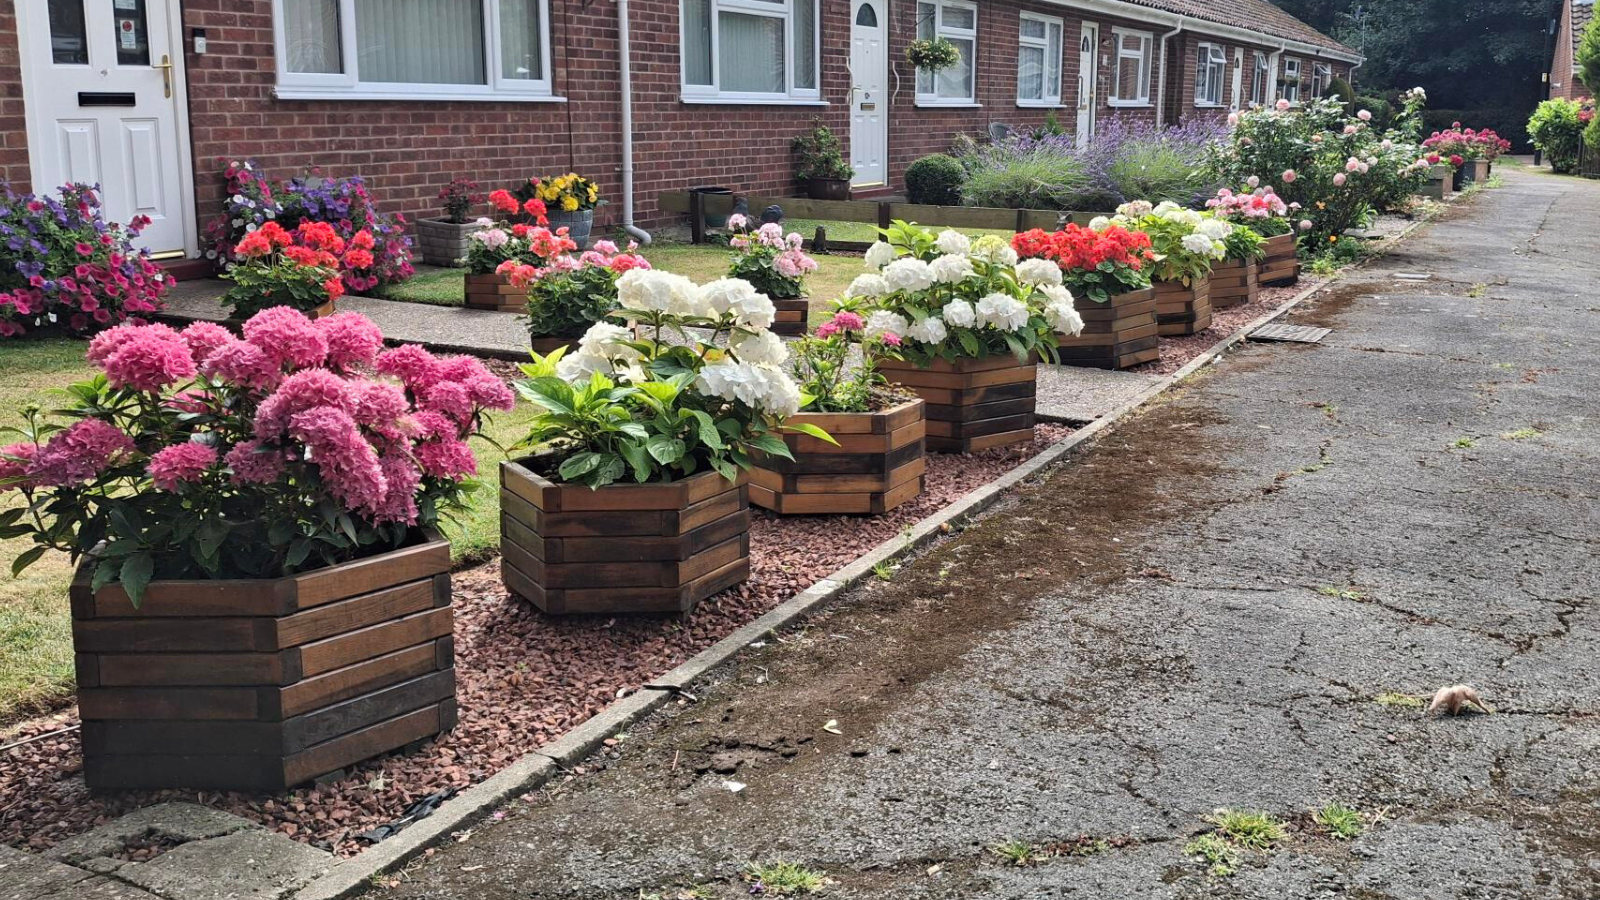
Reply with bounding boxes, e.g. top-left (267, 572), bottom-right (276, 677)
top-left (961, 152), bottom-right (1093, 210)
top-left (1527, 99), bottom-right (1584, 173)
top-left (1313, 802), bottom-right (1364, 840)
top-left (1323, 76), bottom-right (1356, 112)
top-left (905, 154), bottom-right (966, 206)
top-left (1354, 95), bottom-right (1394, 131)
top-left (1103, 141), bottom-right (1210, 207)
